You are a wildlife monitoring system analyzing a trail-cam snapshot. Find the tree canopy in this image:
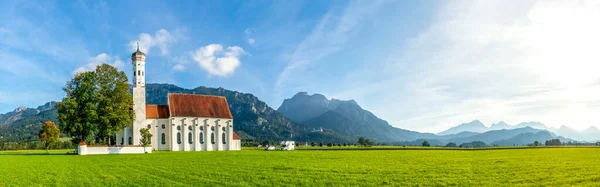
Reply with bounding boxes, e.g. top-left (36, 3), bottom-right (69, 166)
top-left (57, 64), bottom-right (133, 145)
top-left (39, 121), bottom-right (60, 152)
